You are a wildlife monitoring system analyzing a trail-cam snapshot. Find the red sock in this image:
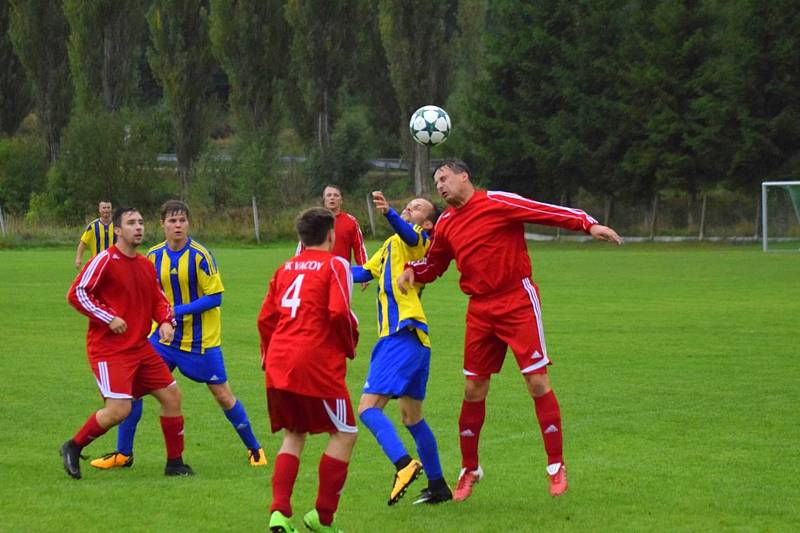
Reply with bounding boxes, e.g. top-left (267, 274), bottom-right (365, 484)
top-left (459, 399), bottom-right (485, 470)
top-left (316, 454), bottom-right (349, 526)
top-left (73, 413), bottom-right (108, 448)
top-left (270, 453), bottom-right (300, 516)
top-left (534, 390), bottom-right (563, 466)
top-left (159, 416), bottom-right (184, 460)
